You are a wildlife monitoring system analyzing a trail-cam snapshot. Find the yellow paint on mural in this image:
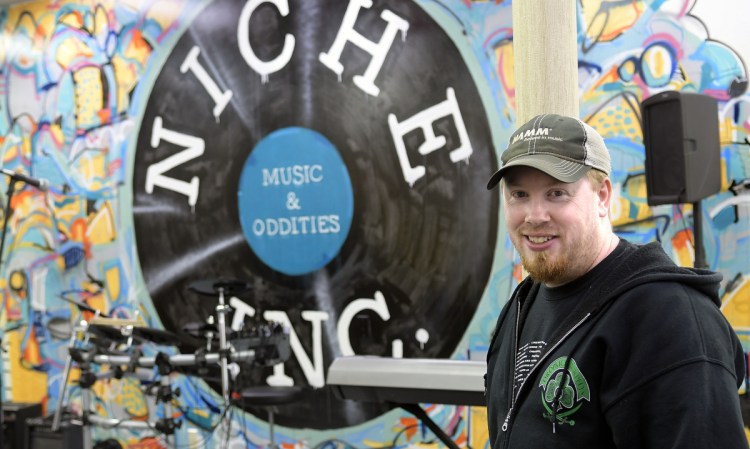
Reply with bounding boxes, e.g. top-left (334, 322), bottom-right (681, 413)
top-left (48, 122), bottom-right (65, 147)
top-left (581, 0), bottom-right (644, 43)
top-left (1, 141), bottom-right (19, 162)
top-left (87, 201), bottom-right (116, 244)
top-left (720, 117), bottom-right (735, 148)
top-left (60, 9), bottom-right (83, 29)
top-left (625, 173), bottom-right (647, 198)
top-left (105, 265), bottom-right (121, 301)
top-left (666, 64), bottom-right (691, 91)
top-left (6, 329), bottom-right (47, 408)
top-left (120, 378), bottom-right (150, 418)
top-left (92, 376), bottom-right (107, 402)
top-left (68, 365), bottom-right (80, 385)
top-left (75, 150), bottom-right (108, 189)
top-left (54, 196), bottom-right (86, 225)
top-left (34, 5), bottom-right (57, 37)
top-left (588, 101), bottom-right (642, 142)
top-left (123, 29), bottom-right (152, 64)
top-left (74, 66), bottom-right (105, 126)
top-left (111, 56), bottom-right (137, 115)
top-left (21, 134), bottom-right (33, 160)
top-left (493, 40), bottom-right (515, 111)
top-left (721, 277), bottom-right (750, 328)
top-left (671, 228), bottom-right (696, 268)
top-left (7, 2), bottom-right (48, 34)
top-left (648, 46), bottom-right (668, 79)
top-left (146, 0), bottom-right (185, 29)
top-left (55, 36), bottom-right (94, 69)
top-left (470, 406), bottom-right (490, 449)
top-left (0, 35), bottom-right (6, 65)
top-left (407, 443), bottom-right (439, 449)
top-left (610, 173), bottom-right (653, 228)
top-left (84, 289), bottom-right (108, 315)
top-left (93, 3), bottom-right (110, 37)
